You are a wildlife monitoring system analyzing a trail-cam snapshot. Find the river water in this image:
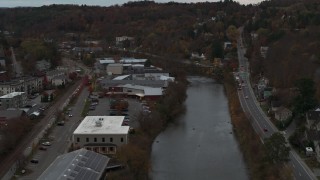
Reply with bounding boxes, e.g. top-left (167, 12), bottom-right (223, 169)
top-left (151, 76), bottom-right (249, 180)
